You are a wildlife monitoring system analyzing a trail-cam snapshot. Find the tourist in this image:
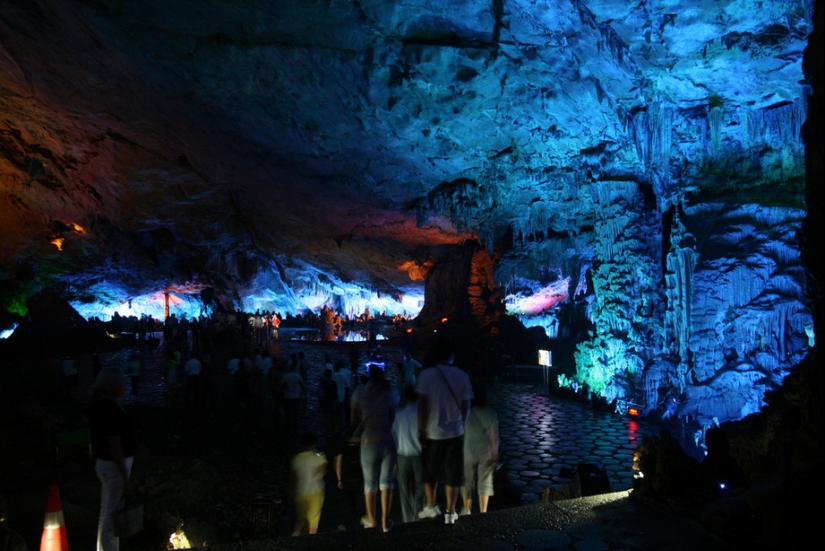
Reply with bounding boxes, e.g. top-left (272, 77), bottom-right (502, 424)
top-left (183, 354), bottom-right (202, 405)
top-left (225, 352), bottom-right (240, 391)
top-left (391, 385), bottom-right (423, 523)
top-left (337, 360), bottom-right (355, 421)
top-left (350, 364), bottom-right (398, 532)
top-left (319, 370), bottom-right (339, 435)
top-left (89, 368), bottom-right (136, 551)
top-left (402, 353), bottom-right (421, 388)
top-left (58, 355), bottom-right (79, 388)
top-left (165, 350), bottom-right (181, 386)
top-left (416, 338), bottom-right (473, 525)
top-left (271, 313), bottom-right (281, 341)
top-left (460, 385), bottom-right (499, 515)
top-left (290, 433), bottom-right (327, 536)
top-left (281, 364), bottom-right (306, 436)
top-left (332, 428), bottom-right (365, 530)
top-left (251, 313), bottom-right (263, 344)
top-left (332, 362), bottom-right (348, 428)
top-left (253, 348), bottom-right (273, 408)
